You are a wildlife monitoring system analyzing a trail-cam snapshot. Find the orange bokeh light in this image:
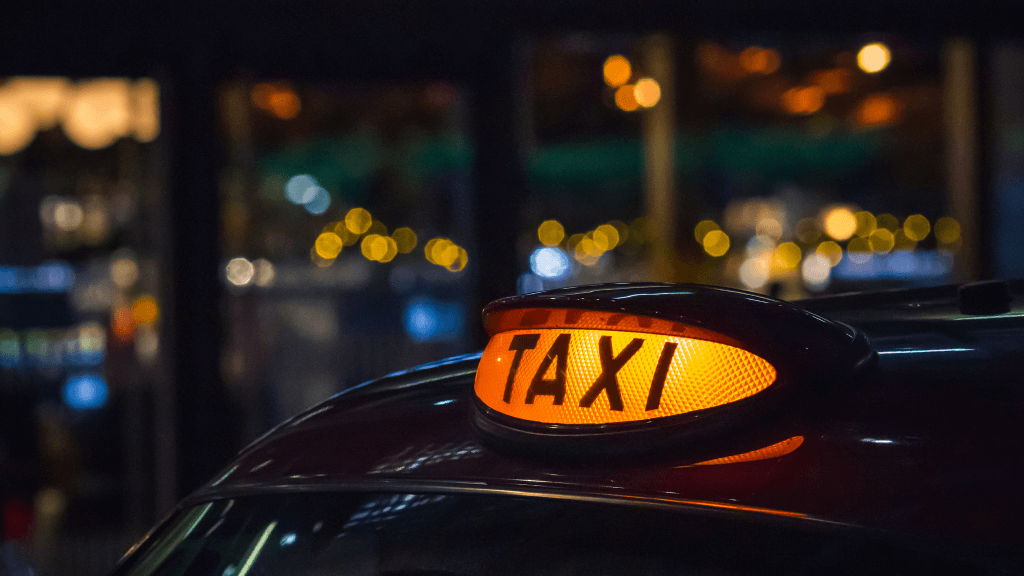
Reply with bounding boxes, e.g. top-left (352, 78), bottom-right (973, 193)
top-left (614, 85), bottom-right (639, 112)
top-left (856, 94), bottom-right (900, 126)
top-left (781, 86), bottom-right (826, 115)
top-left (112, 307), bottom-right (135, 340)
